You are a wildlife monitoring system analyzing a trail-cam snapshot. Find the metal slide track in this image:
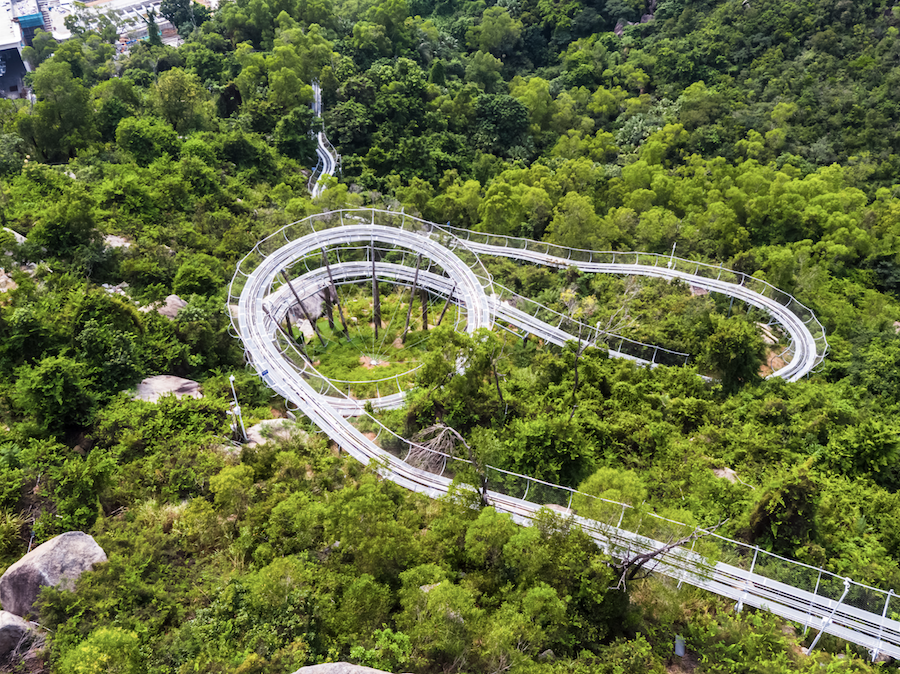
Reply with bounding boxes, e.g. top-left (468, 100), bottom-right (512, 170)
top-left (308, 81), bottom-right (338, 199)
top-left (230, 214), bottom-right (900, 660)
